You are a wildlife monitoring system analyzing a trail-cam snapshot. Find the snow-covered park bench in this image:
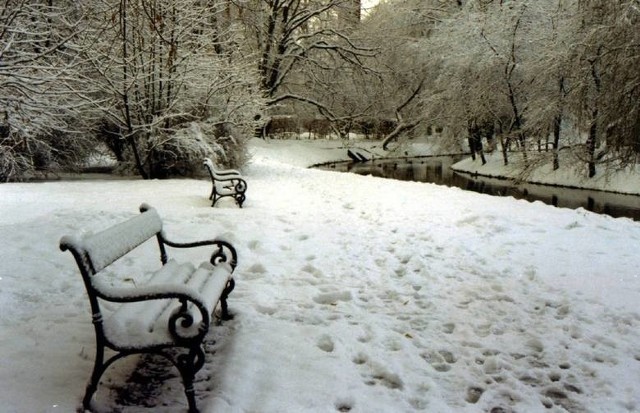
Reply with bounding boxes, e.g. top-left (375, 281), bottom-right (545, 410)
top-left (59, 203), bottom-right (237, 413)
top-left (203, 157), bottom-right (247, 208)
